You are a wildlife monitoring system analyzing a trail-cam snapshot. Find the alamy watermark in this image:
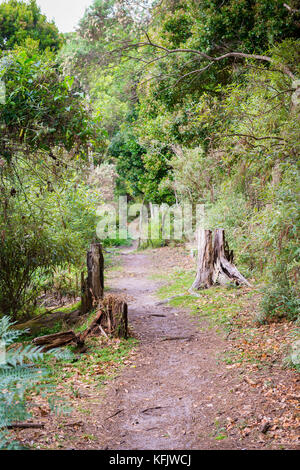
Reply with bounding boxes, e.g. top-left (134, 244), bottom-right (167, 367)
top-left (0, 340), bottom-right (6, 366)
top-left (0, 79), bottom-right (5, 105)
top-left (96, 196), bottom-right (205, 242)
